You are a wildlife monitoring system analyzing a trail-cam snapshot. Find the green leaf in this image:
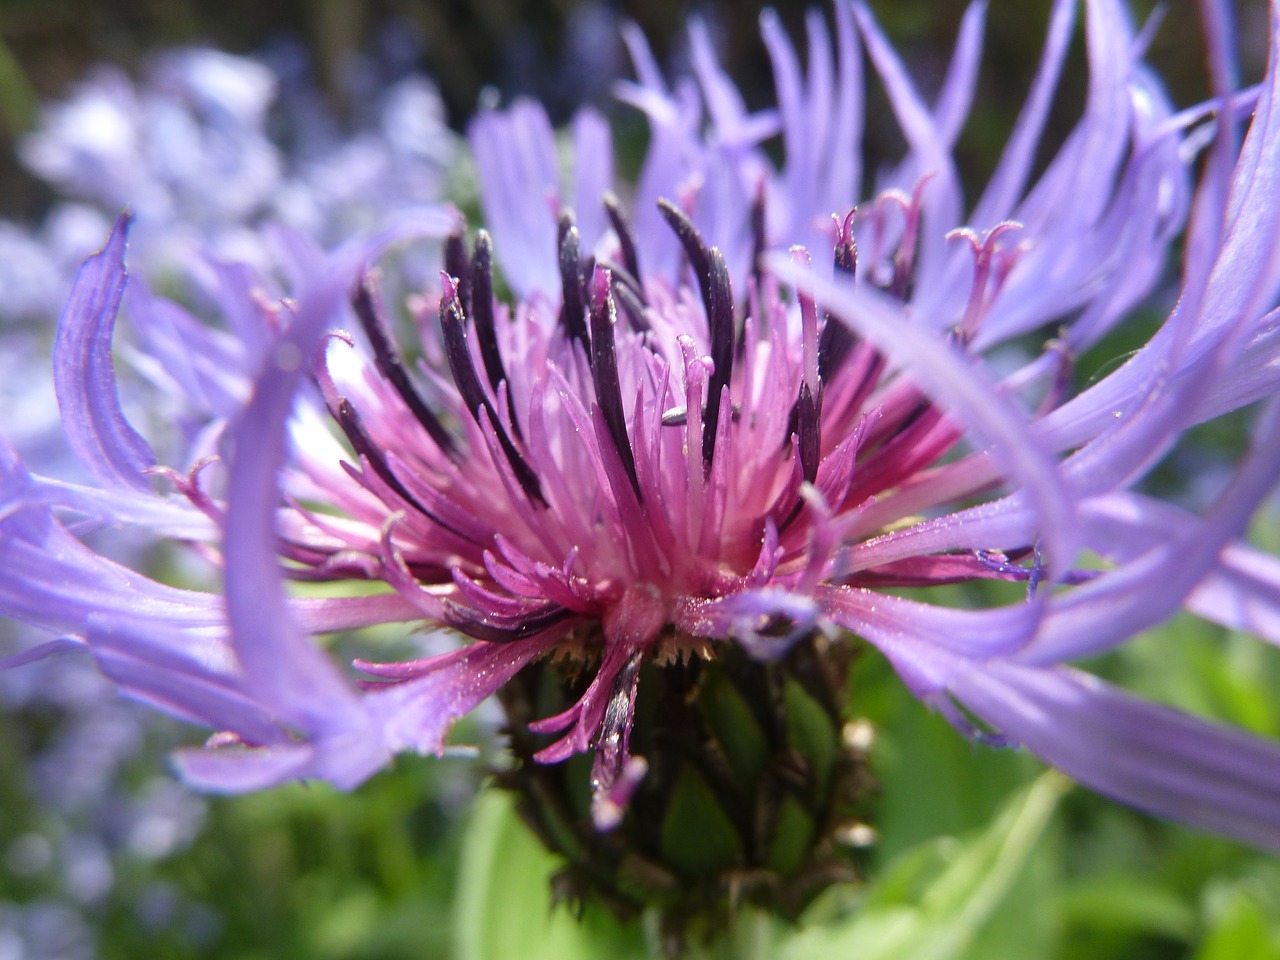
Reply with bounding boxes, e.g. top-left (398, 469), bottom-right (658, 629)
top-left (1193, 887), bottom-right (1280, 960)
top-left (1057, 874), bottom-right (1196, 940)
top-left (779, 771), bottom-right (1069, 960)
top-left (701, 671), bottom-right (769, 787)
top-left (0, 36), bottom-right (35, 133)
top-left (660, 766), bottom-right (744, 878)
top-left (766, 794), bottom-right (818, 876)
top-left (849, 654), bottom-right (1036, 860)
top-left (783, 679), bottom-right (836, 793)
top-left (454, 787), bottom-right (647, 960)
